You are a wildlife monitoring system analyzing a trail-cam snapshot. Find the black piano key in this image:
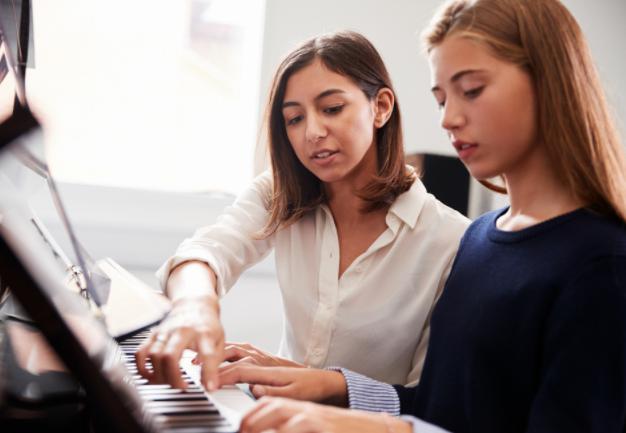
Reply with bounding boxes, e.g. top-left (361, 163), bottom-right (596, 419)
top-left (148, 407), bottom-right (220, 416)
